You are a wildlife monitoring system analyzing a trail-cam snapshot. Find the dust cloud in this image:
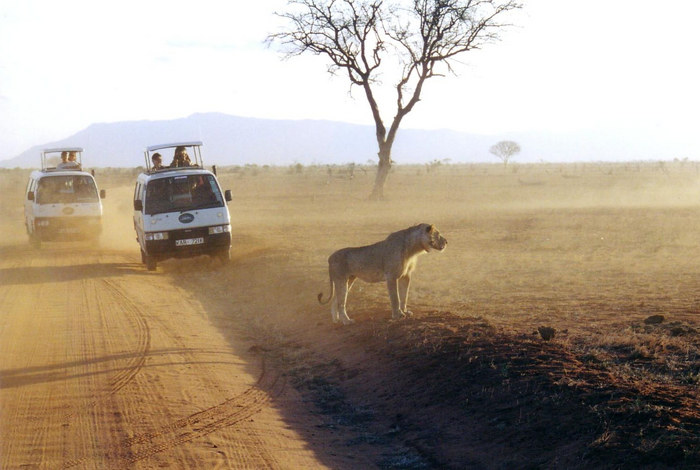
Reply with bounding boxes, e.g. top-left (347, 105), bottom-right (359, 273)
top-left (99, 185), bottom-right (140, 252)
